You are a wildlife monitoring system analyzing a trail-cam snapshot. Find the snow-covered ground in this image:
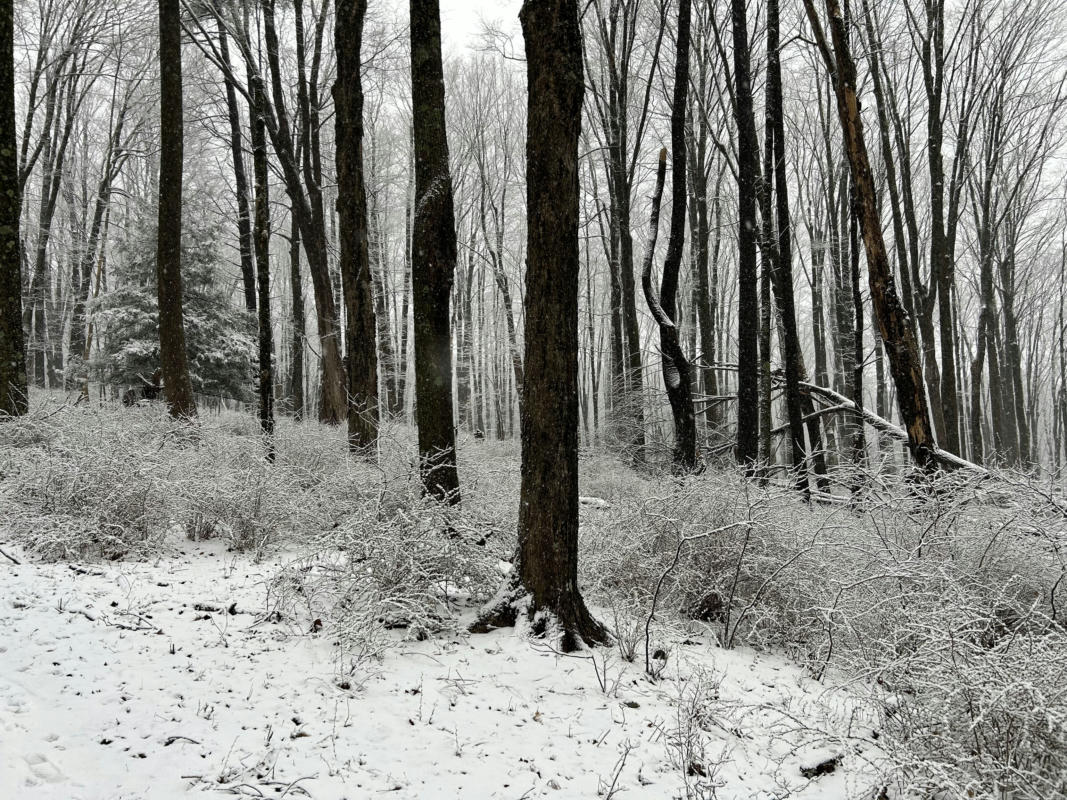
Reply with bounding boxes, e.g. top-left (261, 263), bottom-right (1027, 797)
top-left (0, 542), bottom-right (880, 799)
